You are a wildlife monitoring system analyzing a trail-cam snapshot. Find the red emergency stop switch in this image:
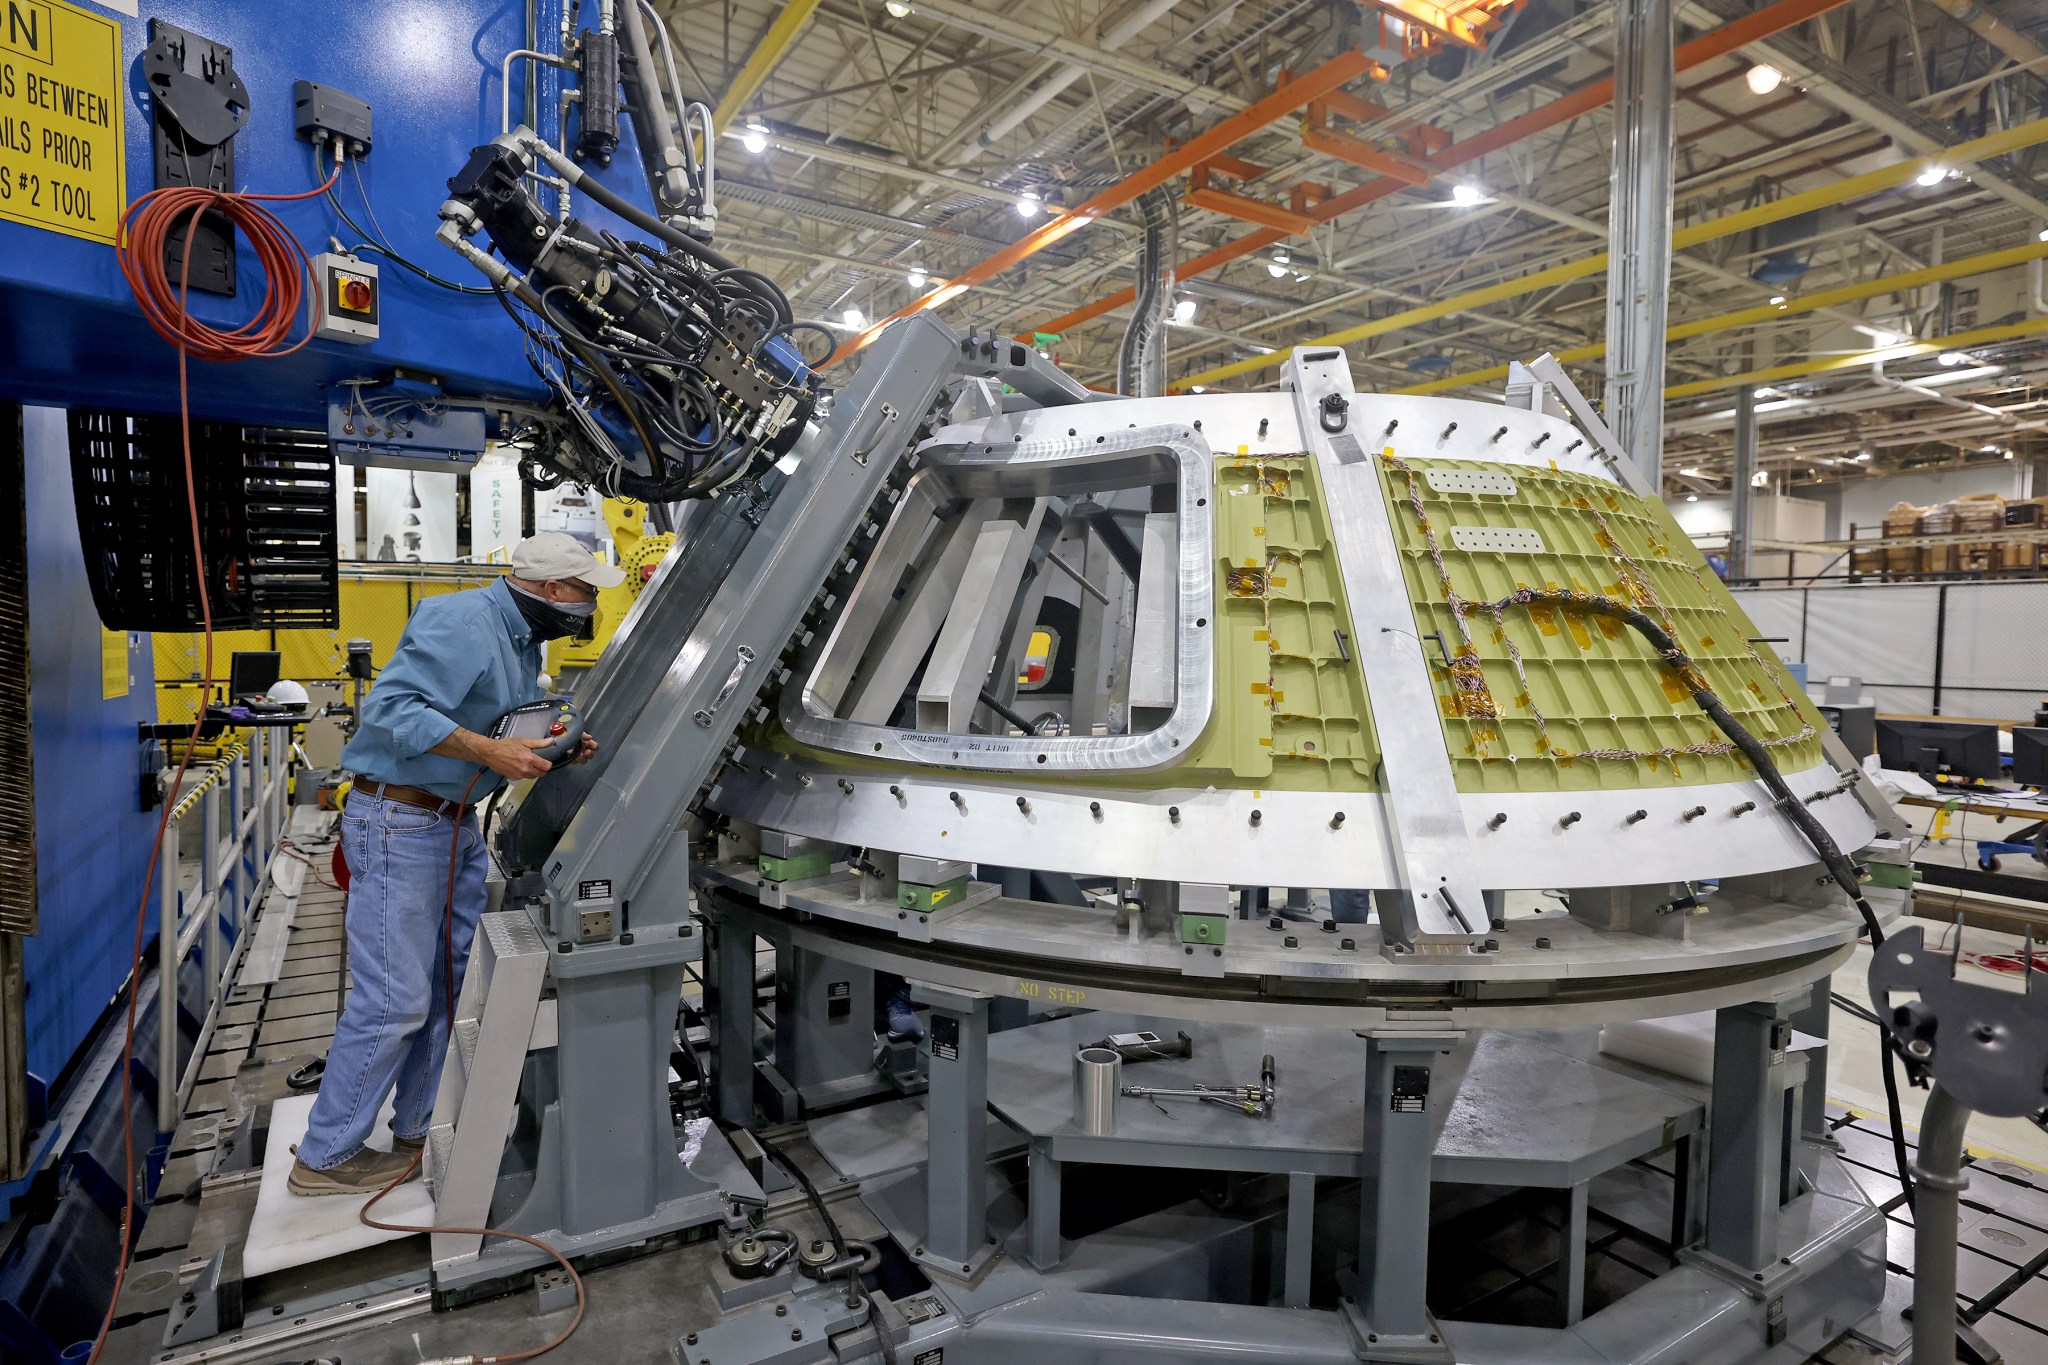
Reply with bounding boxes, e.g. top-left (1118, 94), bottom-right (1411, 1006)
top-left (339, 277), bottom-right (374, 313)
top-left (550, 721), bottom-right (568, 735)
